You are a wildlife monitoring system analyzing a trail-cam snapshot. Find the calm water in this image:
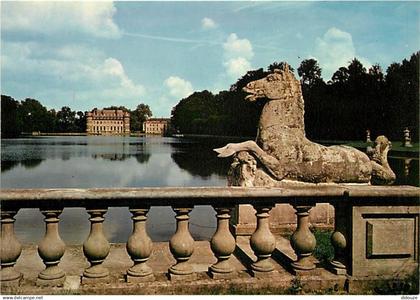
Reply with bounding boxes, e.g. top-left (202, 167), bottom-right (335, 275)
top-left (1, 136), bottom-right (418, 244)
top-left (1, 136), bottom-right (230, 244)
